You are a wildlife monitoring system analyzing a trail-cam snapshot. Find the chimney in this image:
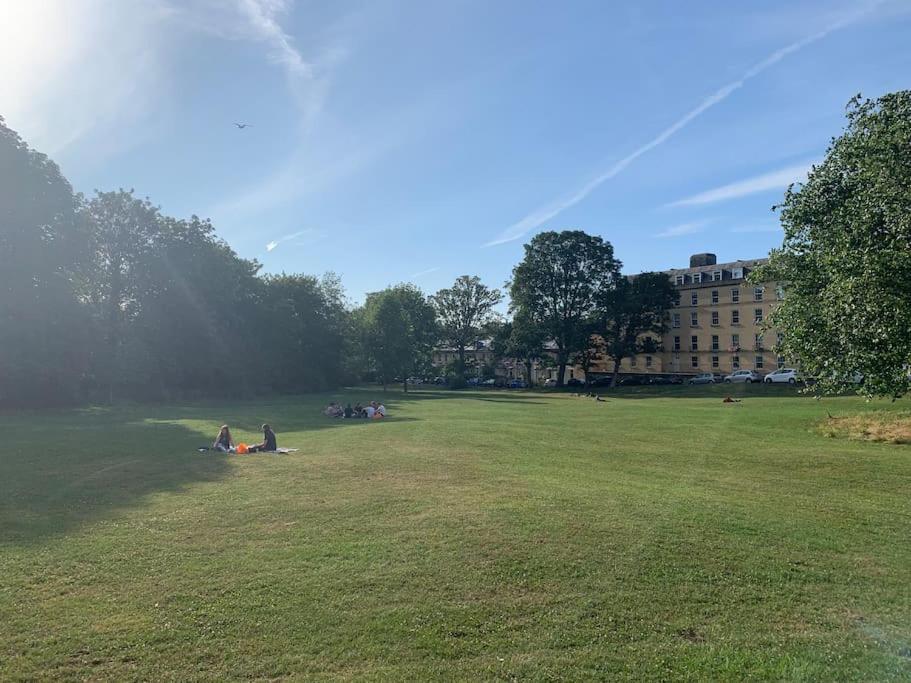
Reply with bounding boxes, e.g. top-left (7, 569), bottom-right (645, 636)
top-left (689, 253), bottom-right (717, 268)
